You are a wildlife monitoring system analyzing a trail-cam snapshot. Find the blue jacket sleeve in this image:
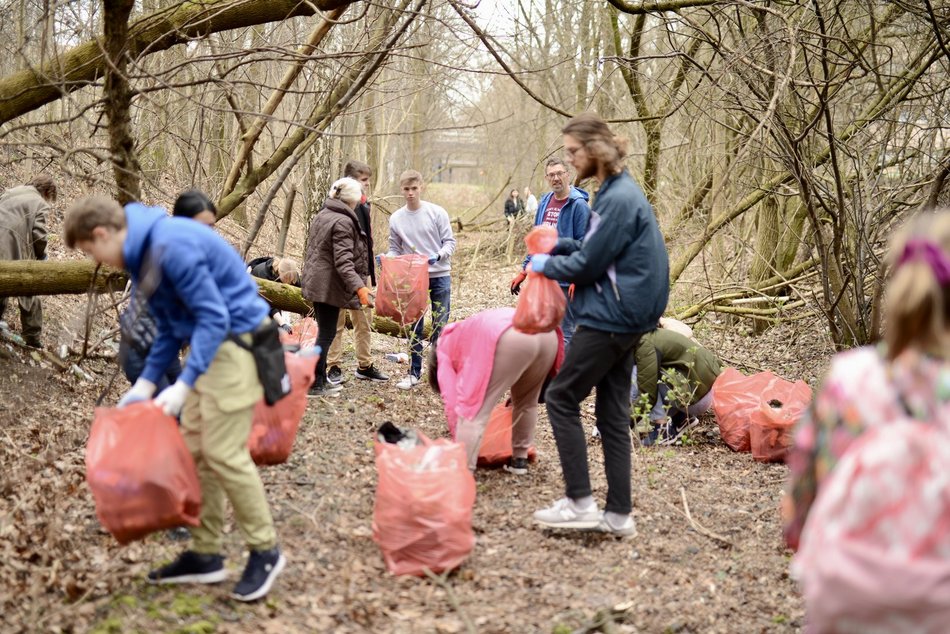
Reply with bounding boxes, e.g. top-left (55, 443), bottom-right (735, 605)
top-left (162, 252), bottom-right (231, 387)
top-left (543, 203), bottom-right (637, 286)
